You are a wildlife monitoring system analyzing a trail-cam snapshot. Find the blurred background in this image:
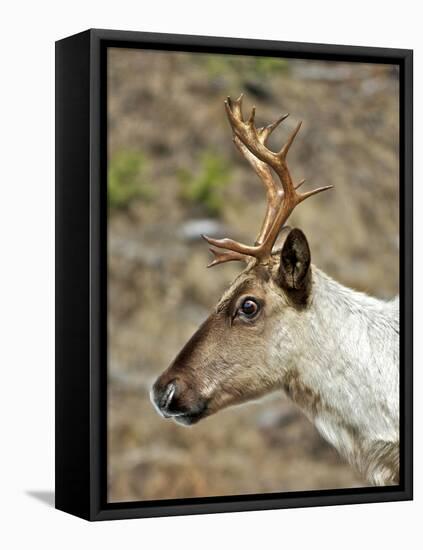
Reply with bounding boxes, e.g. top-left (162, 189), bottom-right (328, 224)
top-left (107, 48), bottom-right (399, 503)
